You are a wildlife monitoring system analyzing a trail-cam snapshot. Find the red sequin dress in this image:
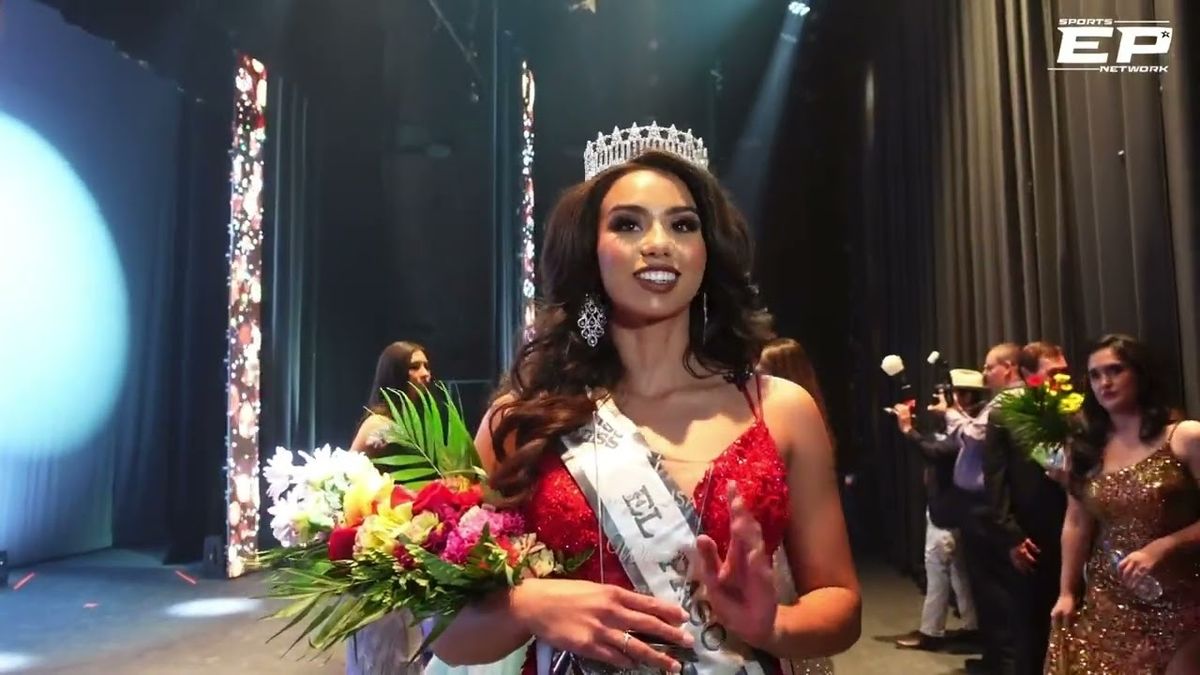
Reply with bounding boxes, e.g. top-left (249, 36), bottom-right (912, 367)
top-left (519, 383), bottom-right (791, 672)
